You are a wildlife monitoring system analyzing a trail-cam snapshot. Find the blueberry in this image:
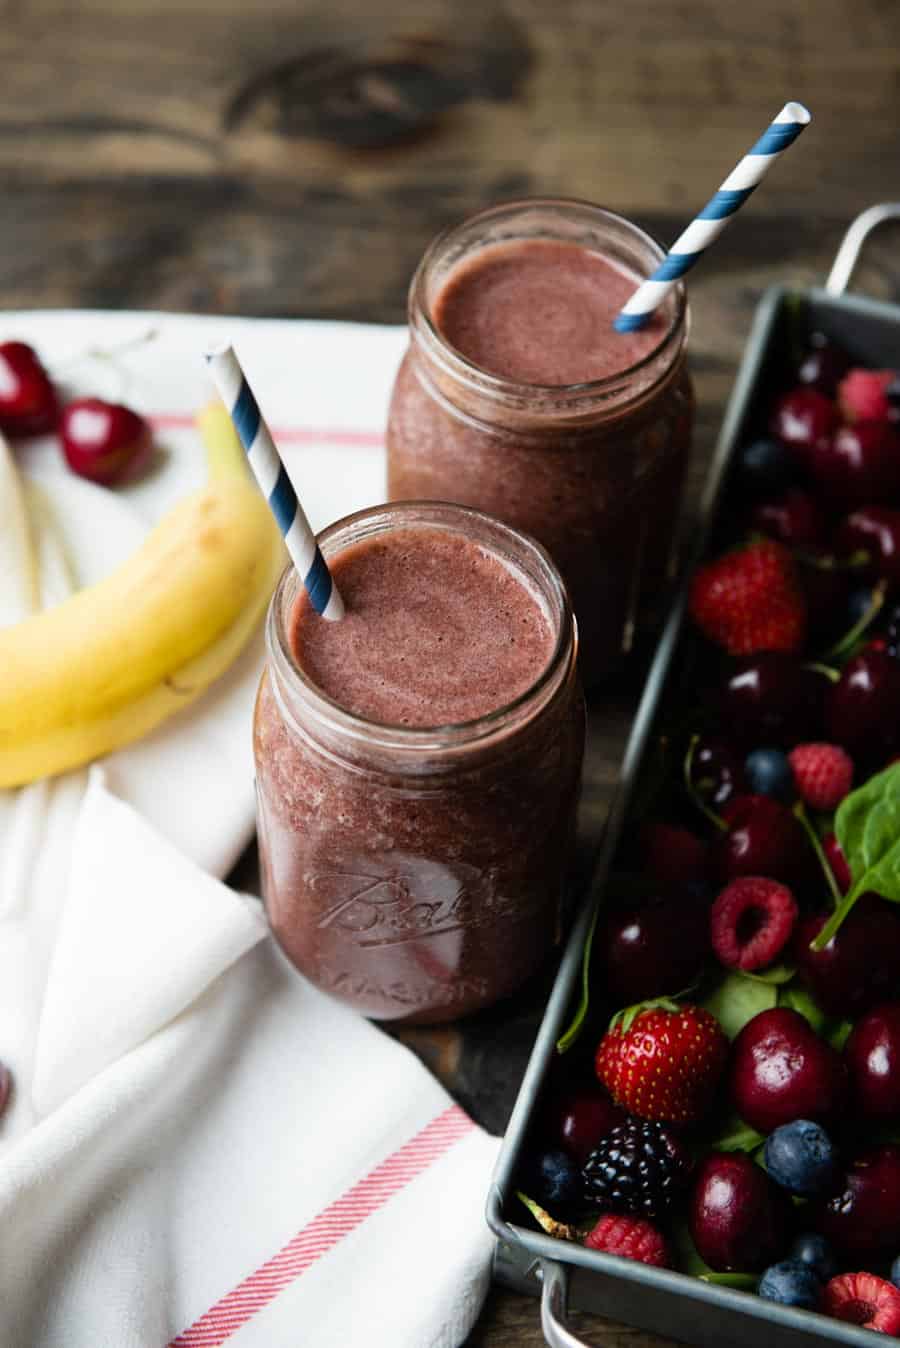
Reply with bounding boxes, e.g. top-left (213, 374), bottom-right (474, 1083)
top-left (790, 1233), bottom-right (838, 1283)
top-left (846, 586), bottom-right (875, 629)
top-left (765, 1120), bottom-right (837, 1197)
top-left (744, 747), bottom-right (794, 801)
top-left (891, 1253), bottom-right (900, 1290)
top-left (738, 437), bottom-right (796, 496)
top-left (533, 1148), bottom-right (582, 1208)
top-left (758, 1260), bottom-right (823, 1310)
